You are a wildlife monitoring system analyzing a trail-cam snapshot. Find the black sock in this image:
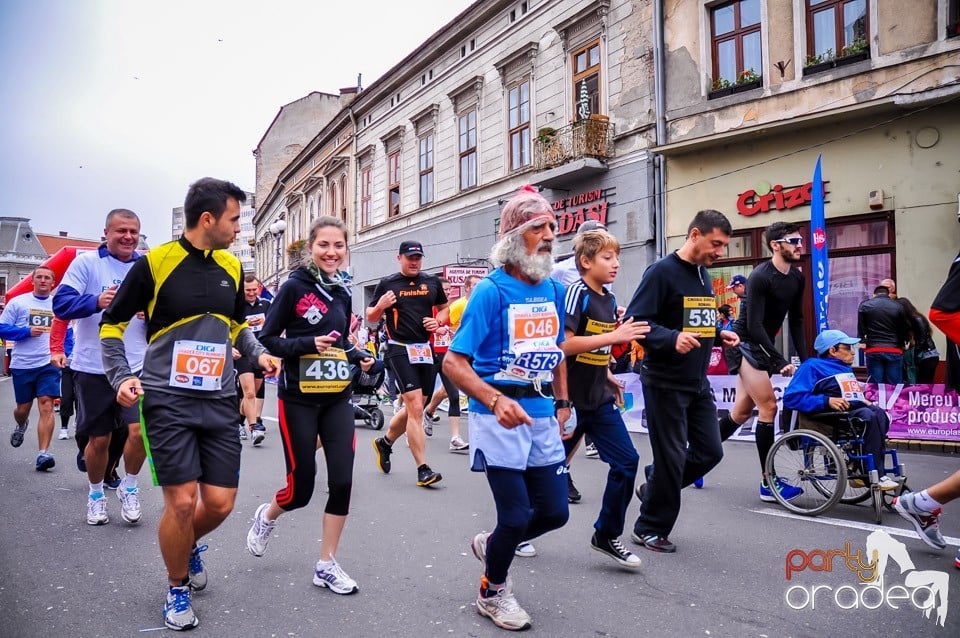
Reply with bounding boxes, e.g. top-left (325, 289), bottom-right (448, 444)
top-left (719, 415), bottom-right (742, 441)
top-left (418, 464), bottom-right (429, 472)
top-left (755, 421), bottom-right (775, 472)
top-left (383, 435), bottom-right (393, 446)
